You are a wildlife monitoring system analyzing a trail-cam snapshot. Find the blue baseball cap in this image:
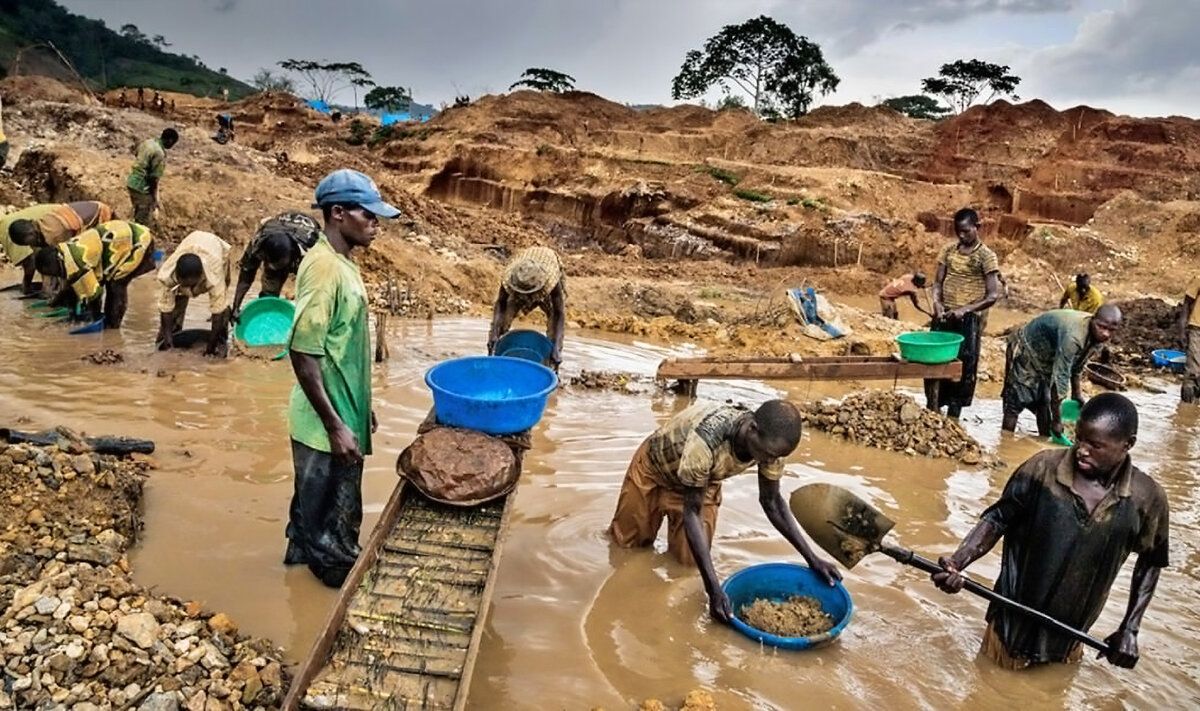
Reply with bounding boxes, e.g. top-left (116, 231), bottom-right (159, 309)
top-left (312, 169), bottom-right (401, 218)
